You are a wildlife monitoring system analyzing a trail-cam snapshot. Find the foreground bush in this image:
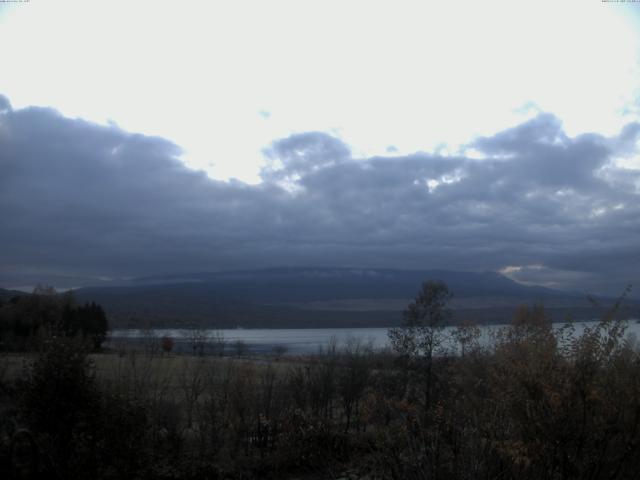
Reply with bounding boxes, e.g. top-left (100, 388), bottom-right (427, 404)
top-left (1, 297), bottom-right (640, 479)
